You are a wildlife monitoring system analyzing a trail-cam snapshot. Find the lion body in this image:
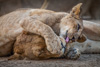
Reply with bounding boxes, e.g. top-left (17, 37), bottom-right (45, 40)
top-left (12, 33), bottom-right (57, 60)
top-left (0, 9), bottom-right (68, 57)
